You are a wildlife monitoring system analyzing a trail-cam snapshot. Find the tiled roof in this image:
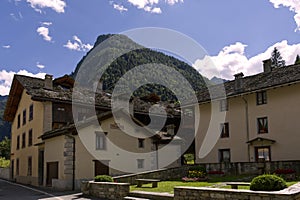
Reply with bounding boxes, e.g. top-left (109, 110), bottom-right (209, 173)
top-left (196, 63), bottom-right (300, 103)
